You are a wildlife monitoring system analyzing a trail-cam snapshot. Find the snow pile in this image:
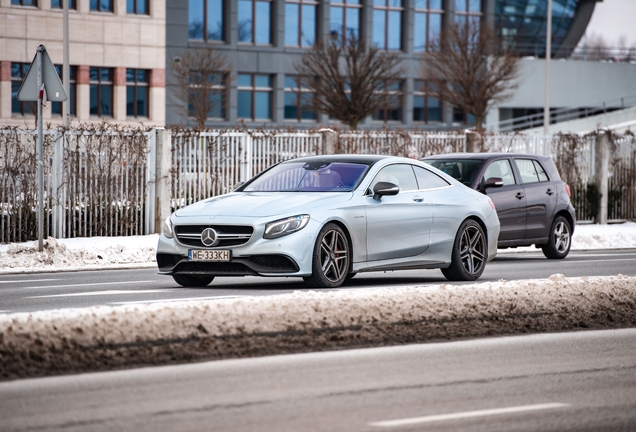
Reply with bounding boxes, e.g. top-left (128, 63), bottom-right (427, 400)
top-left (0, 235), bottom-right (158, 273)
top-left (2, 274), bottom-right (635, 379)
top-left (1, 222), bottom-right (636, 273)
